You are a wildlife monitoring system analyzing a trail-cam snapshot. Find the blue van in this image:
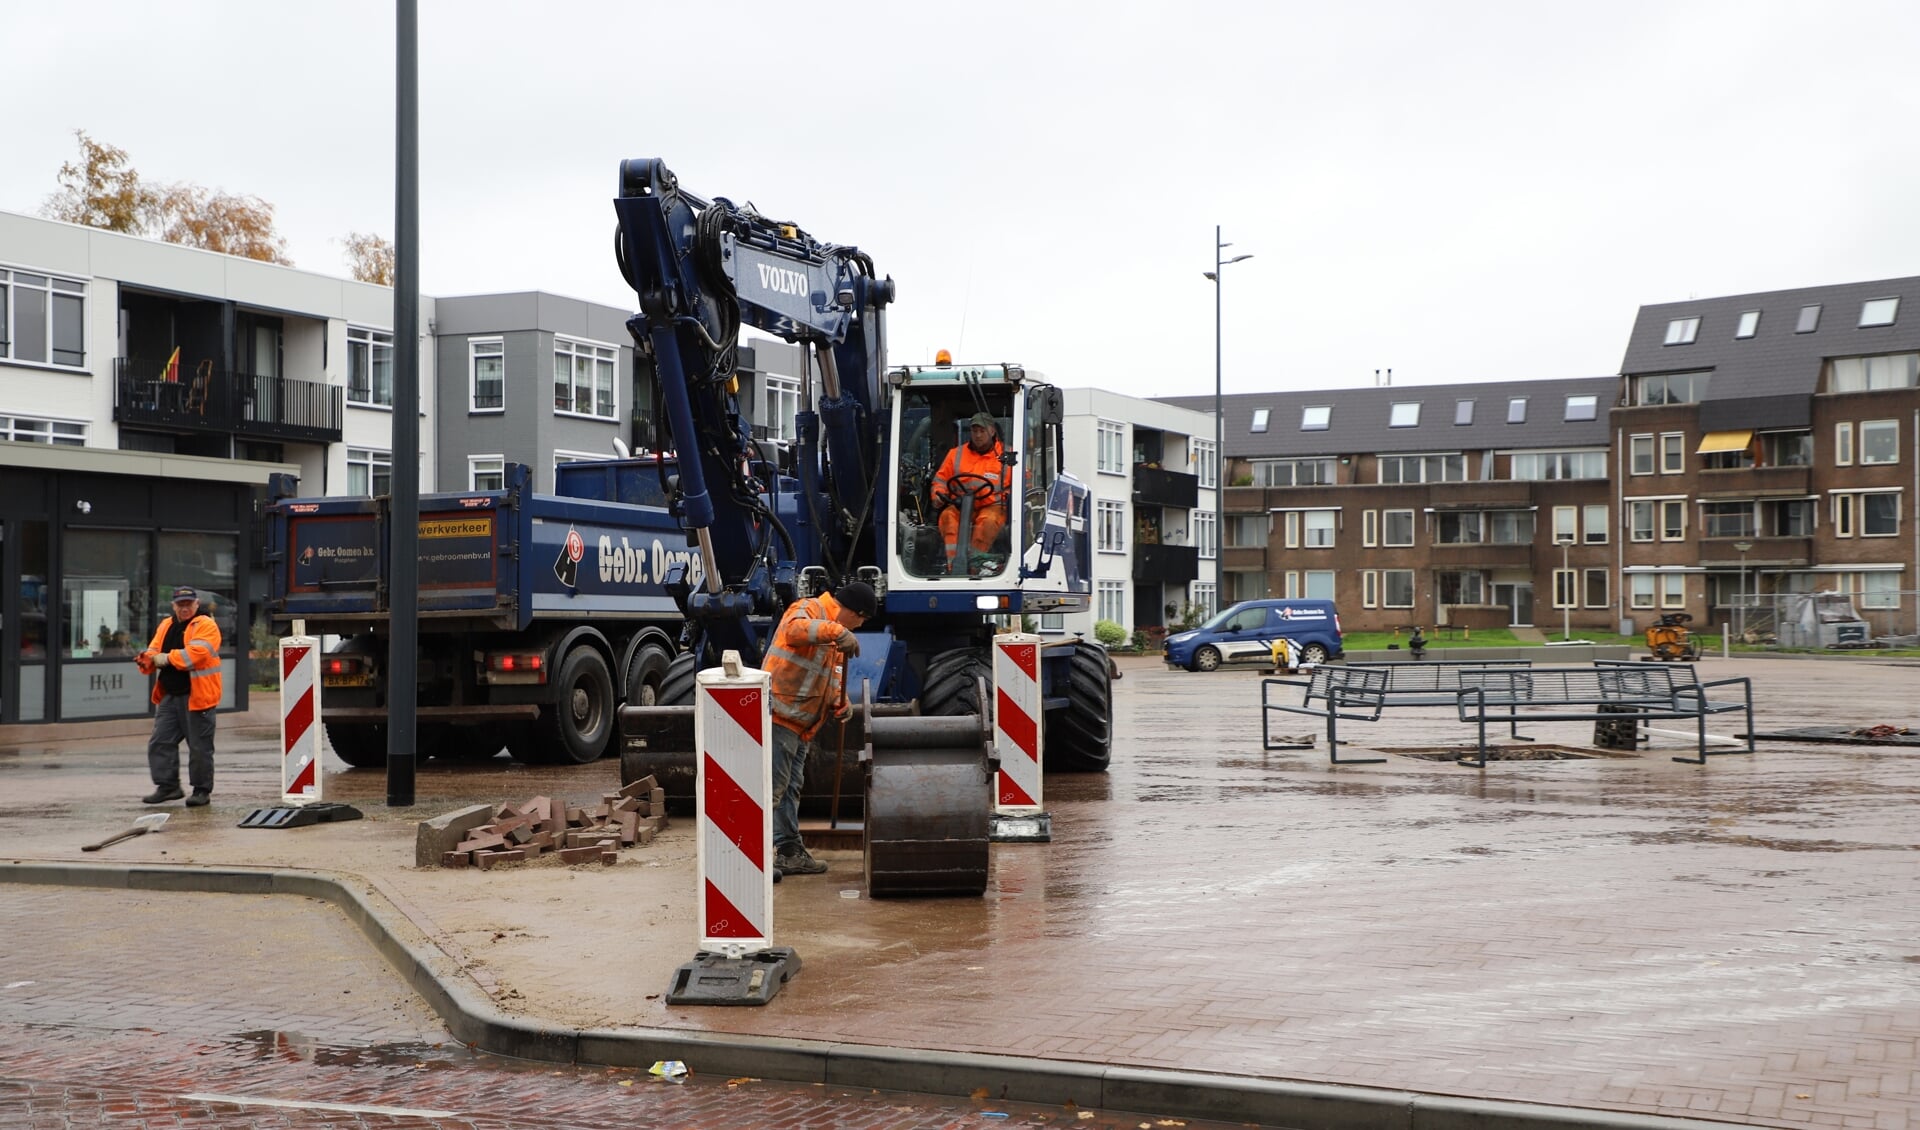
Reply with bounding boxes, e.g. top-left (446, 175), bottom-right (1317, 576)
top-left (1163, 599), bottom-right (1343, 672)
